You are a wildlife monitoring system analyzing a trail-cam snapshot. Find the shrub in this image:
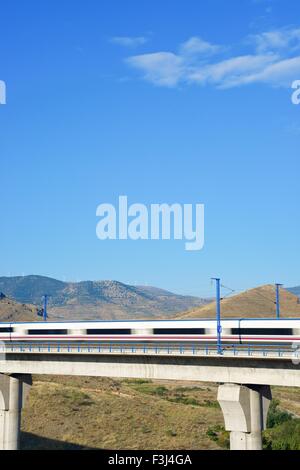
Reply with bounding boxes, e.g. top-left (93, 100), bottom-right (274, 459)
top-left (201, 400), bottom-right (220, 409)
top-left (168, 396), bottom-right (200, 406)
top-left (166, 429), bottom-right (177, 437)
top-left (61, 389), bottom-right (93, 406)
top-left (266, 399), bottom-right (293, 428)
top-left (153, 386), bottom-right (168, 396)
top-left (263, 419), bottom-right (300, 450)
top-left (124, 379), bottom-right (152, 385)
top-left (206, 425), bottom-right (230, 449)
